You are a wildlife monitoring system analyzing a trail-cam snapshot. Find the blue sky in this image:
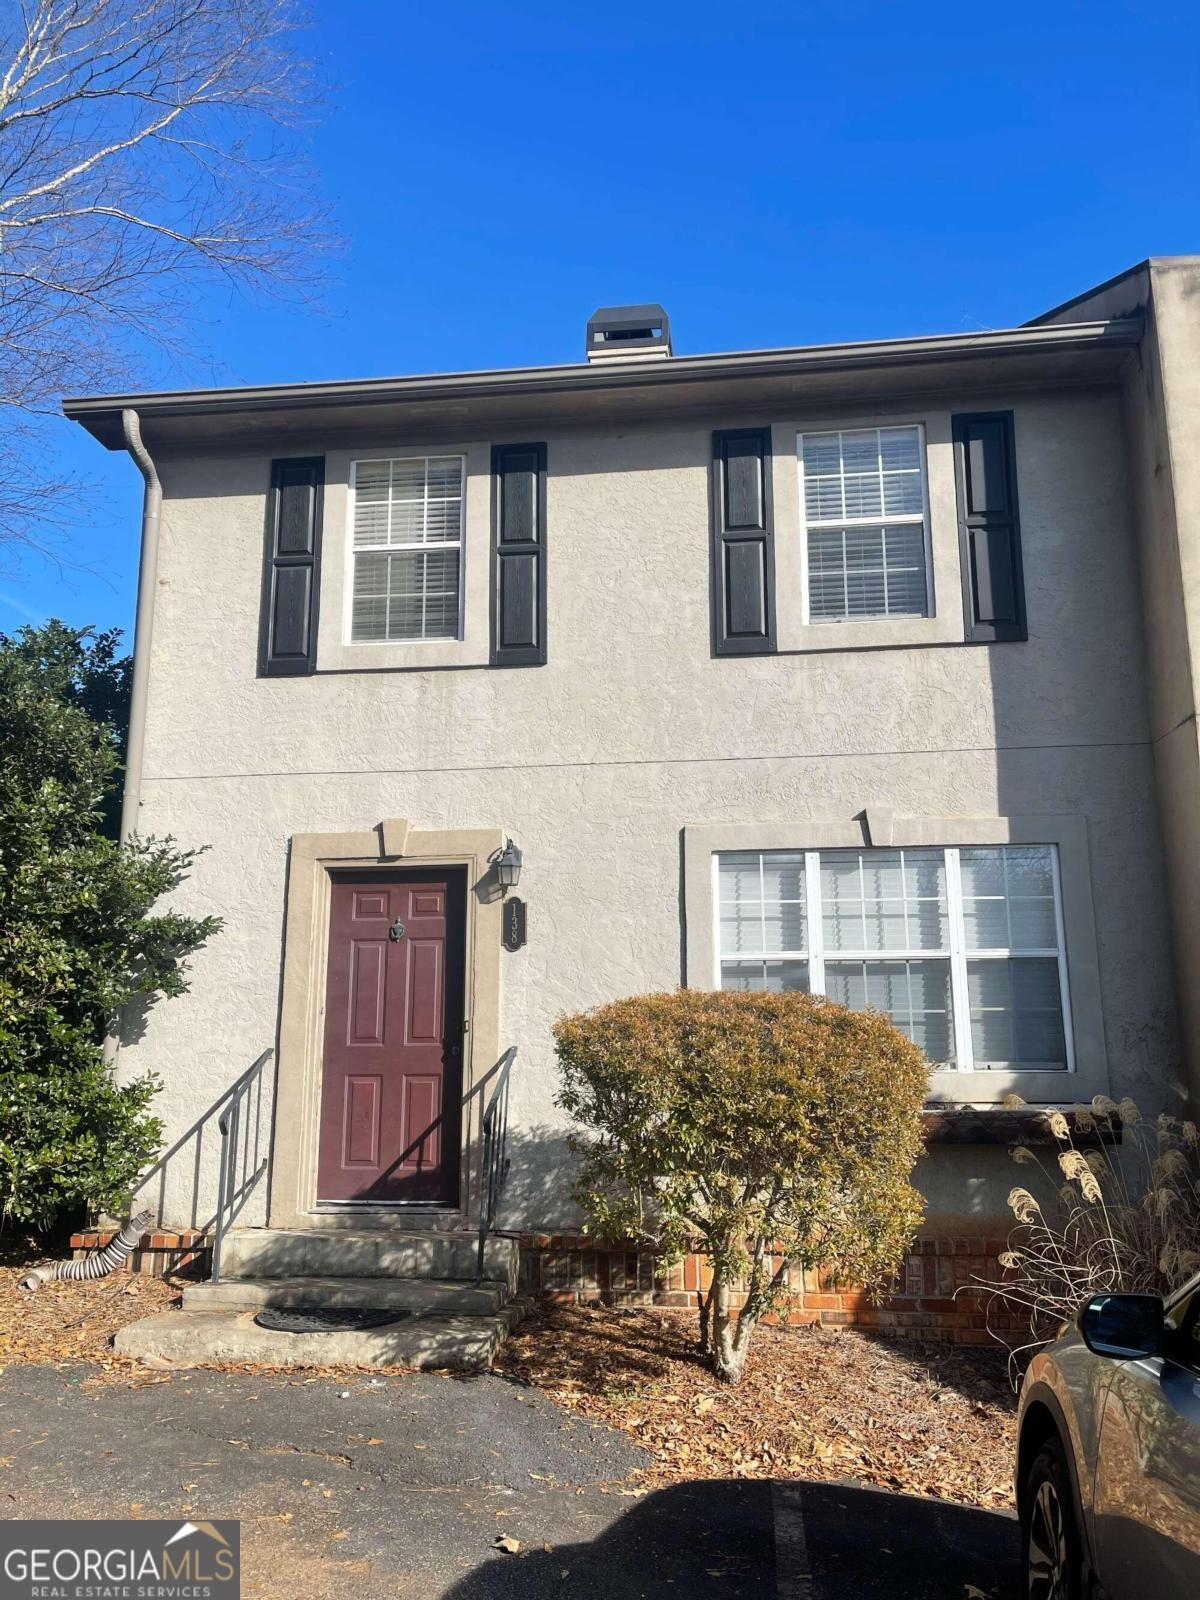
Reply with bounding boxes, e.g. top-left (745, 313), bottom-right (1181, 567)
top-left (5, 0), bottom-right (1198, 641)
